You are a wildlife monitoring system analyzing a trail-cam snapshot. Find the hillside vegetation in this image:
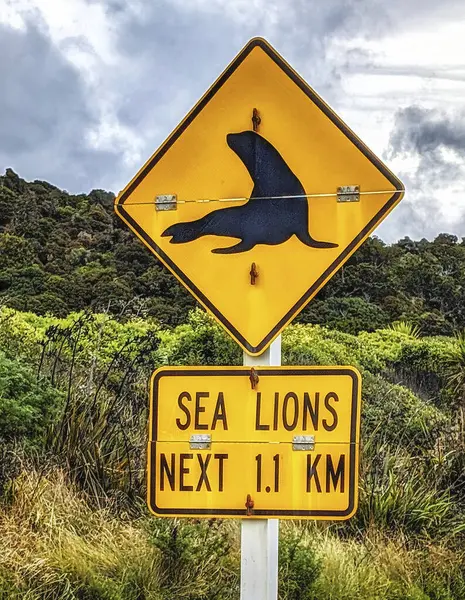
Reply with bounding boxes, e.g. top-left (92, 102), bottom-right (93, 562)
top-left (1, 169), bottom-right (465, 599)
top-left (1, 306), bottom-right (465, 599)
top-left (1, 168), bottom-right (465, 335)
